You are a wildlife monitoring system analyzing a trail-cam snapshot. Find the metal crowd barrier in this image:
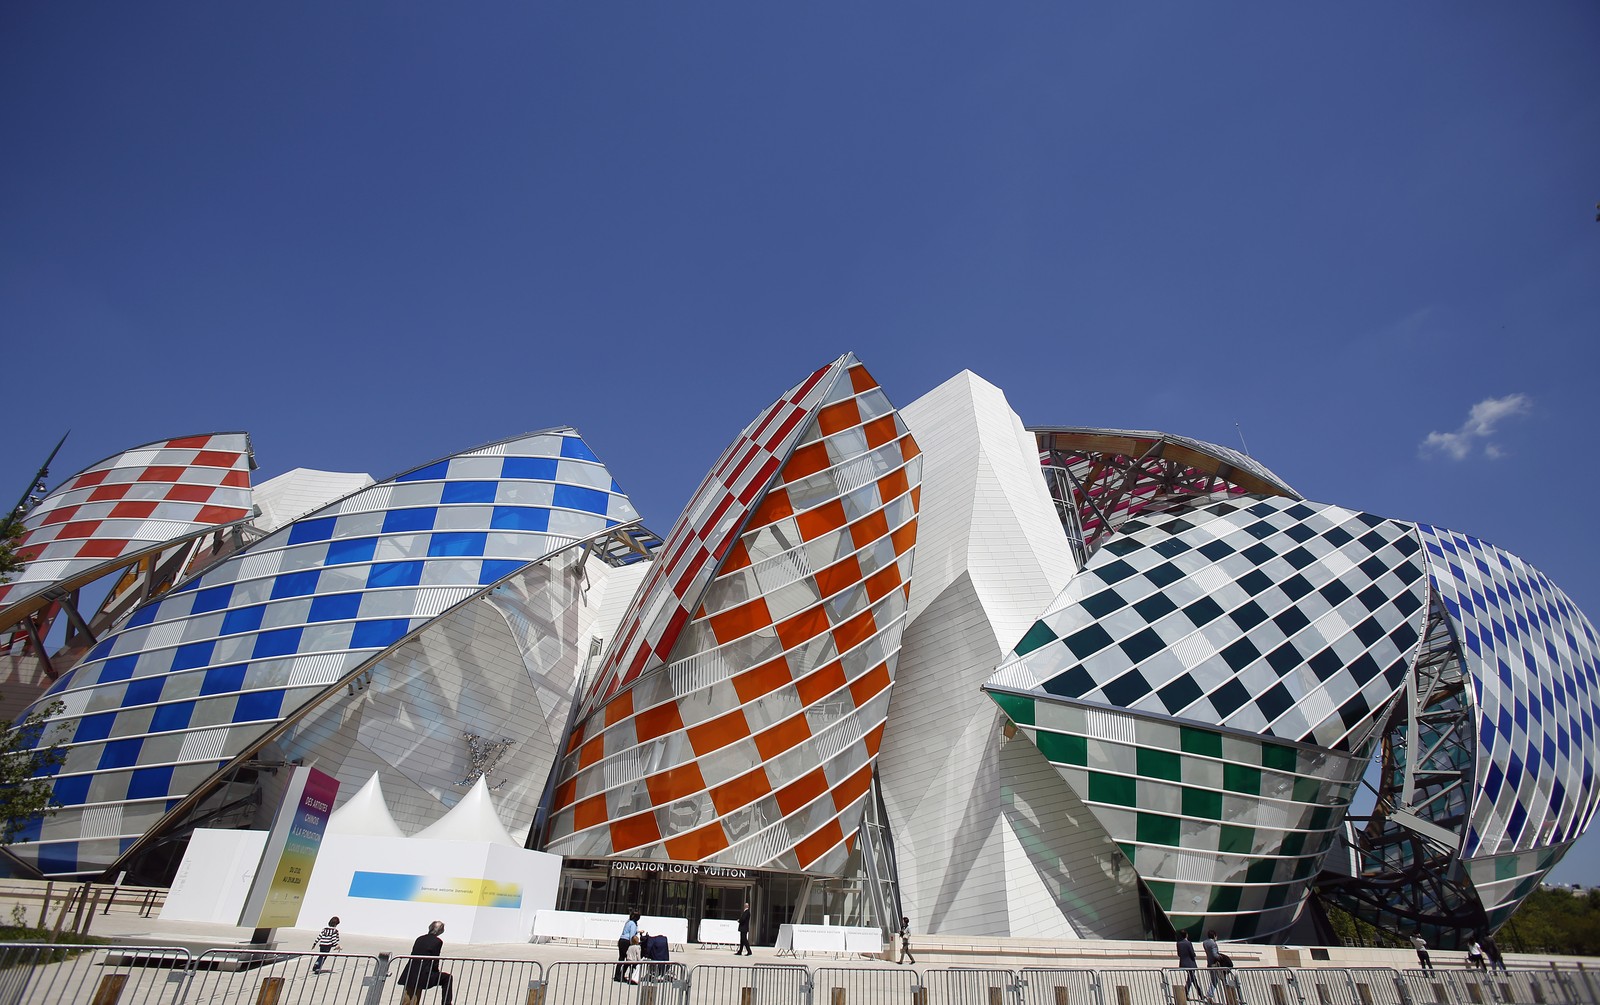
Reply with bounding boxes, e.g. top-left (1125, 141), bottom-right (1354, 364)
top-left (0, 943), bottom-right (191, 1005)
top-left (1229, 965), bottom-right (1300, 1005)
top-left (9, 943), bottom-right (1600, 1005)
top-left (683, 963), bottom-right (810, 1004)
top-left (1018, 967), bottom-right (1102, 1005)
top-left (1562, 968), bottom-right (1600, 1005)
top-left (1097, 967), bottom-right (1172, 1005)
top-left (919, 966), bottom-right (1018, 1004)
top-left (811, 964), bottom-right (919, 1003)
top-left (1347, 968), bottom-right (1411, 1005)
top-left (1399, 967), bottom-right (1600, 1005)
top-left (184, 949), bottom-right (381, 1005)
top-left (1289, 966), bottom-right (1362, 1005)
top-left (541, 959), bottom-right (687, 1003)
top-left (385, 953), bottom-right (544, 1005)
